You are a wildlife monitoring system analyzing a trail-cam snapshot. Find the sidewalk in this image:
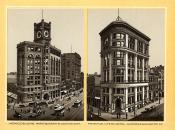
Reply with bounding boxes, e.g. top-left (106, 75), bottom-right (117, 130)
top-left (90, 98), bottom-right (164, 121)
